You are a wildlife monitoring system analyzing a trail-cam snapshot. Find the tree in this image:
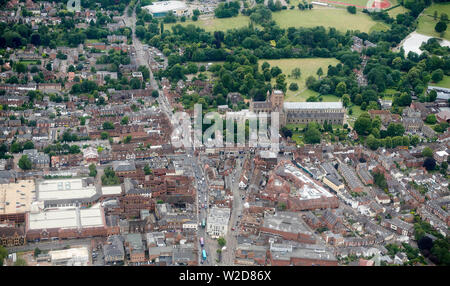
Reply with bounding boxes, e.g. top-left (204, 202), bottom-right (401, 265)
top-left (425, 114), bottom-right (437, 124)
top-left (69, 145), bottom-right (80, 154)
top-left (121, 116), bottom-right (129, 125)
top-left (366, 134), bottom-right (379, 150)
top-left (18, 155), bottom-right (32, 170)
top-left (100, 132), bottom-right (109, 140)
top-left (386, 123), bottom-right (405, 137)
top-left (0, 245), bottom-right (8, 266)
top-left (411, 135), bottom-right (420, 146)
top-left (217, 237), bottom-right (226, 247)
top-left (144, 164), bottom-right (152, 175)
top-left (304, 123), bottom-right (321, 144)
top-left (316, 67), bottom-right (323, 78)
top-left (275, 74), bottom-right (287, 93)
top-left (289, 82), bottom-right (299, 91)
top-left (291, 68), bottom-right (301, 79)
top-left (152, 90), bottom-right (159, 98)
top-left (335, 82), bottom-right (347, 96)
top-left (435, 21), bottom-right (447, 34)
top-left (440, 161), bottom-right (448, 175)
top-left (23, 141), bottom-right (34, 150)
top-left (89, 164), bottom-right (97, 177)
top-left (431, 69), bottom-right (444, 83)
top-left (347, 6), bottom-right (356, 14)
top-left (9, 141), bottom-right (22, 153)
top-left (354, 112), bottom-right (372, 136)
top-left (101, 167), bottom-right (120, 186)
top-left (428, 90), bottom-right (437, 102)
top-left (34, 248), bottom-right (41, 258)
top-left (281, 126), bottom-right (292, 138)
top-left (342, 94), bottom-right (350, 107)
top-left (14, 62), bottom-right (27, 74)
top-left (422, 147), bottom-right (433, 158)
top-left (123, 135), bottom-right (132, 144)
top-left (423, 157), bottom-right (436, 171)
top-left (103, 121), bottom-right (114, 130)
